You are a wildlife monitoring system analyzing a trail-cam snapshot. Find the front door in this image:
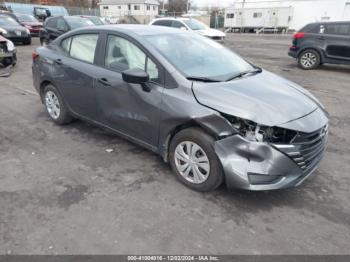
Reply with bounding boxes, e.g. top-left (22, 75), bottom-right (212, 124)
top-left (95, 34), bottom-right (164, 148)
